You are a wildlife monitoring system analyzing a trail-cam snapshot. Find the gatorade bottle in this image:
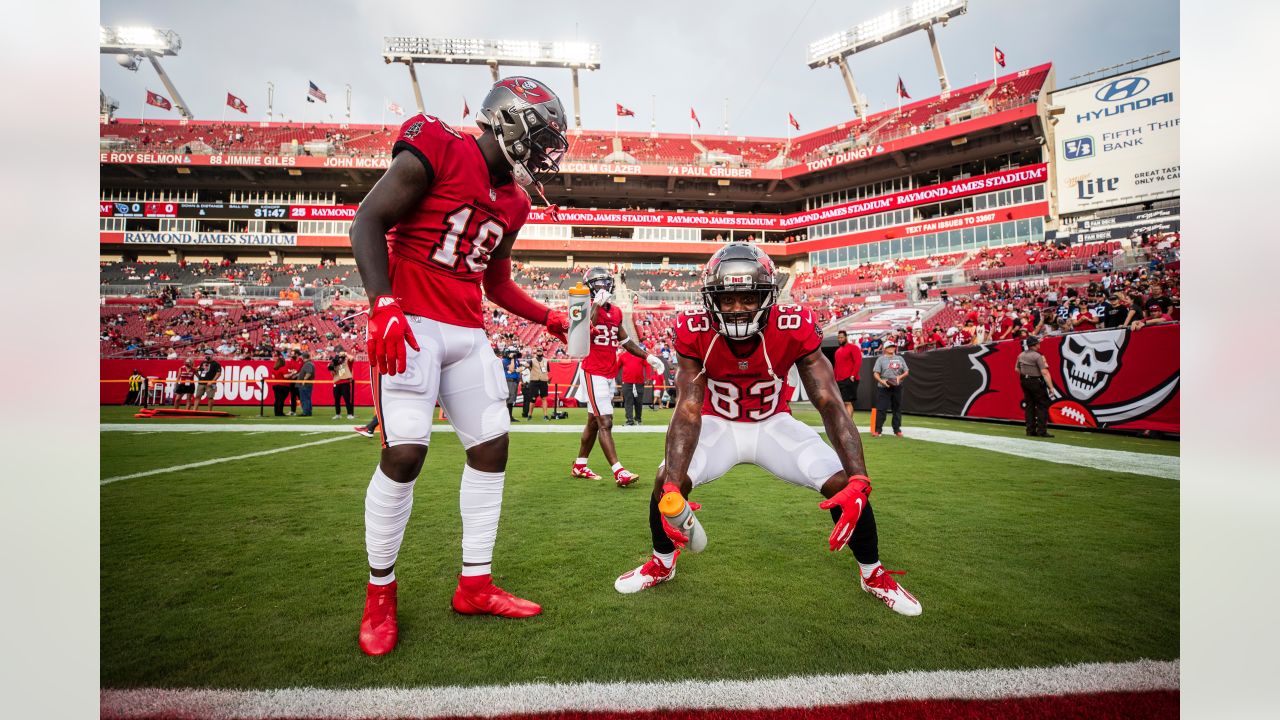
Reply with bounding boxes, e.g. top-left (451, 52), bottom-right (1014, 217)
top-left (659, 490), bottom-right (707, 553)
top-left (567, 282), bottom-right (592, 358)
